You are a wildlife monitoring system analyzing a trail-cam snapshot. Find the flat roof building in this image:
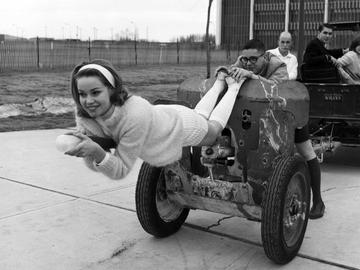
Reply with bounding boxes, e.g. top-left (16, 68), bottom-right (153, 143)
top-left (216, 0), bottom-right (360, 50)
